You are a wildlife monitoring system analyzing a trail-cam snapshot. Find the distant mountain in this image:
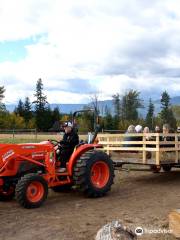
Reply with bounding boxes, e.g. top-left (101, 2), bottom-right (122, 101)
top-left (5, 96), bottom-right (180, 117)
top-left (5, 100), bottom-right (114, 115)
